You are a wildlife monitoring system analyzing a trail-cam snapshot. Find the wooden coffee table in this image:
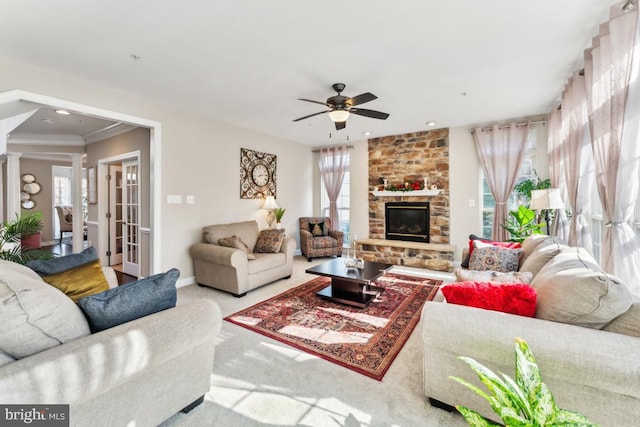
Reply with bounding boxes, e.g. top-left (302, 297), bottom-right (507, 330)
top-left (305, 258), bottom-right (392, 308)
